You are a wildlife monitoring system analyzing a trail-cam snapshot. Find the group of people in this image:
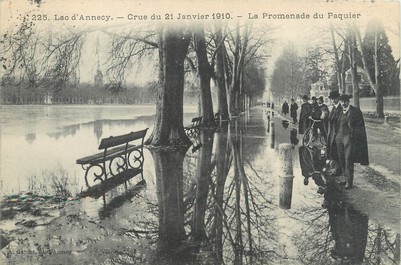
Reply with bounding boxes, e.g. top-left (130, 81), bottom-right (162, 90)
top-left (296, 91), bottom-right (369, 189)
top-left (281, 99), bottom-right (298, 124)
